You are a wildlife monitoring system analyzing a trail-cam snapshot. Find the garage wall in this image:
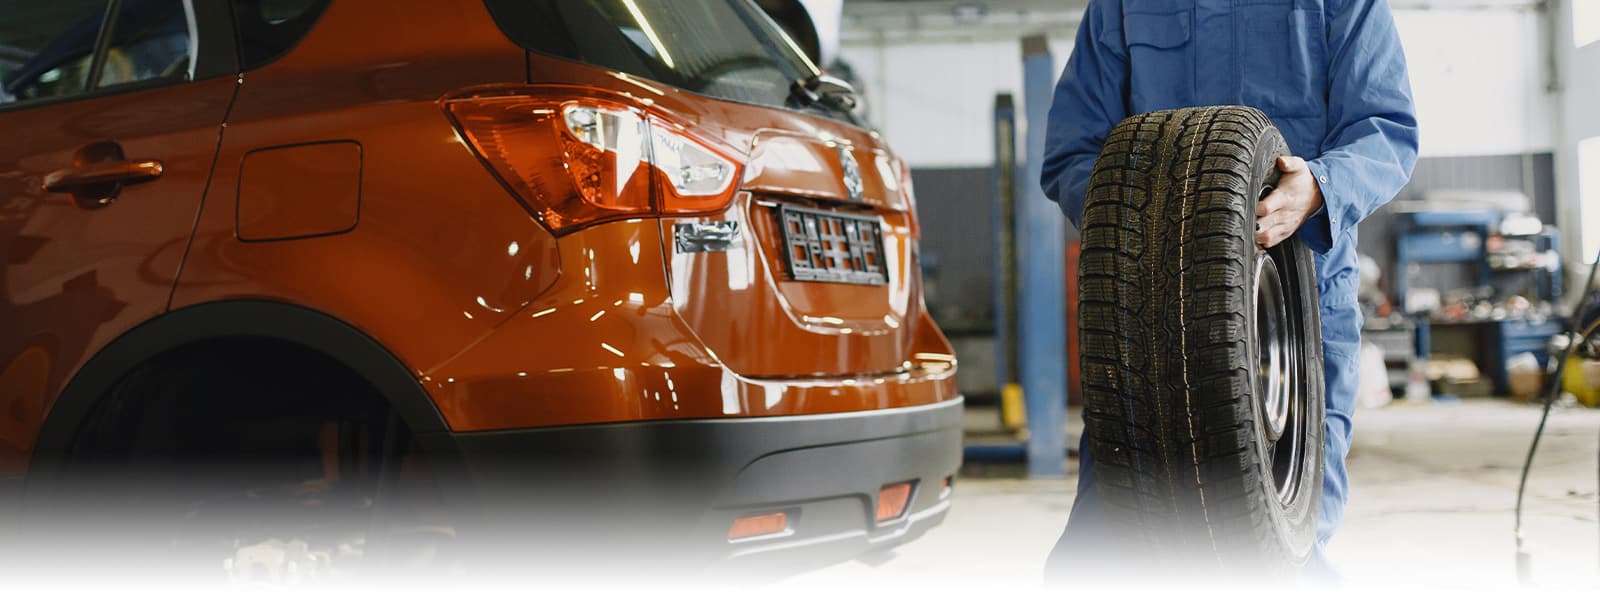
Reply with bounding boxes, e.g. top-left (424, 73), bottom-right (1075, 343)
top-left (1397, 6), bottom-right (1558, 158)
top-left (840, 38), bottom-right (1074, 167)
